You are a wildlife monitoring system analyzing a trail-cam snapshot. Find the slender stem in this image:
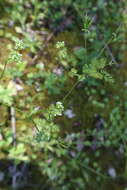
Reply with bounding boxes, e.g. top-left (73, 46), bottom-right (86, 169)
top-left (85, 13), bottom-right (87, 65)
top-left (80, 163), bottom-right (109, 179)
top-left (0, 61), bottom-right (8, 80)
top-left (96, 39), bottom-right (112, 59)
top-left (96, 23), bottom-right (122, 59)
top-left (66, 153), bottom-right (109, 180)
top-left (62, 80), bottom-right (79, 103)
top-left (10, 106), bottom-right (16, 146)
top-left (62, 14), bottom-right (88, 104)
top-left (105, 44), bottom-right (117, 63)
top-left (15, 106), bottom-right (40, 132)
